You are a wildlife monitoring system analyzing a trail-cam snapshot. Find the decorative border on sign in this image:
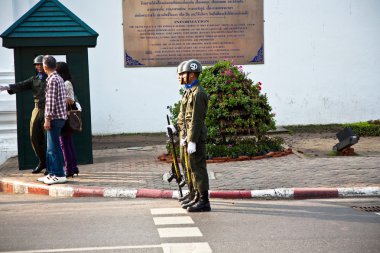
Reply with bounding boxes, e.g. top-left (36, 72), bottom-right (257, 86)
top-left (125, 52), bottom-right (143, 66)
top-left (251, 45), bottom-right (264, 63)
